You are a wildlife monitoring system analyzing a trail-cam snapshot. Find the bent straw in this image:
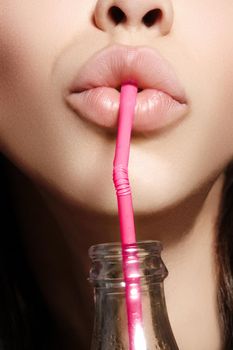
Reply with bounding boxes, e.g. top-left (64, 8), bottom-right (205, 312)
top-left (113, 82), bottom-right (145, 350)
